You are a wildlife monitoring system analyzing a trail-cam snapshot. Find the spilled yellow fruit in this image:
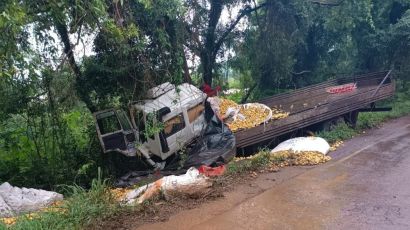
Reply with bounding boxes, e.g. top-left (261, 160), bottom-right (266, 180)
top-left (1, 217), bottom-right (17, 225)
top-left (0, 201), bottom-right (66, 226)
top-left (271, 107), bottom-right (290, 120)
top-left (330, 140), bottom-right (344, 151)
top-left (219, 98), bottom-right (239, 116)
top-left (272, 150), bottom-right (331, 165)
top-left (227, 105), bottom-right (271, 132)
top-left (111, 188), bottom-right (133, 201)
